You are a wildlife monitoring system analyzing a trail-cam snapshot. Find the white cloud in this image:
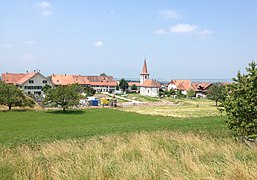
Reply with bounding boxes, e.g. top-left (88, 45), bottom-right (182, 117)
top-left (159, 10), bottom-right (179, 19)
top-left (93, 41), bottom-right (104, 47)
top-left (154, 29), bottom-right (166, 34)
top-left (1, 43), bottom-right (14, 48)
top-left (23, 53), bottom-right (34, 60)
top-left (35, 1), bottom-right (53, 8)
top-left (170, 23), bottom-right (198, 33)
top-left (42, 10), bottom-right (52, 16)
top-left (24, 40), bottom-right (35, 45)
